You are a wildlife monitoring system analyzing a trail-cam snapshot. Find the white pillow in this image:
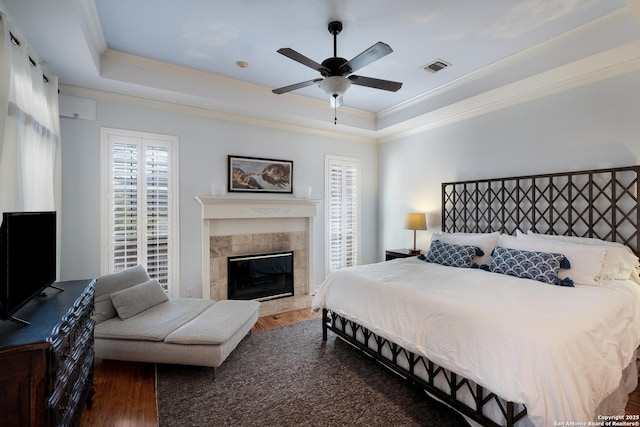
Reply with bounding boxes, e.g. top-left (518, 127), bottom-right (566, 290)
top-left (93, 264), bottom-right (151, 322)
top-left (498, 234), bottom-right (606, 286)
top-left (431, 231), bottom-right (499, 266)
top-left (110, 279), bottom-right (169, 320)
top-left (523, 231), bottom-right (639, 281)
